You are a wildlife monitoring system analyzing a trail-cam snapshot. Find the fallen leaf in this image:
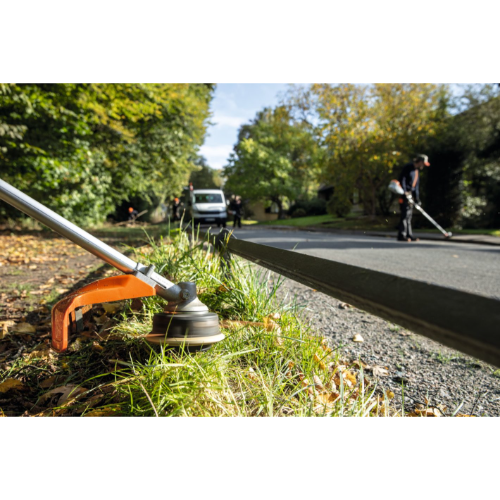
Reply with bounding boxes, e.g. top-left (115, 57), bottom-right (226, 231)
top-left (130, 298), bottom-right (143, 311)
top-left (39, 376), bottom-right (58, 388)
top-left (102, 302), bottom-right (123, 314)
top-left (0, 320), bottom-right (16, 339)
top-left (352, 333), bottom-right (364, 342)
top-left (56, 288), bottom-right (70, 294)
top-left (338, 302), bottom-right (352, 309)
top-left (456, 414), bottom-right (476, 417)
top-left (372, 366), bottom-right (390, 377)
top-left (313, 354), bottom-right (326, 370)
top-left (351, 359), bottom-right (368, 369)
top-left (0, 378), bottom-right (25, 393)
top-left (298, 374), bottom-right (315, 395)
top-left (13, 322), bottom-right (36, 334)
top-left (313, 375), bottom-right (326, 392)
top-left (28, 264), bottom-right (37, 270)
top-left (386, 390), bottom-right (395, 400)
top-left (94, 313), bottom-right (109, 326)
top-left (263, 317), bottom-right (278, 331)
top-left (92, 342), bottom-right (104, 352)
top-left (83, 410), bottom-right (115, 418)
top-left (414, 407), bottom-right (441, 417)
top-left (343, 370), bottom-right (357, 386)
top-left (248, 367), bottom-right (258, 381)
top-left (39, 384), bottom-right (88, 406)
top-left (316, 392), bottom-right (340, 407)
top-left (26, 344), bottom-right (54, 361)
